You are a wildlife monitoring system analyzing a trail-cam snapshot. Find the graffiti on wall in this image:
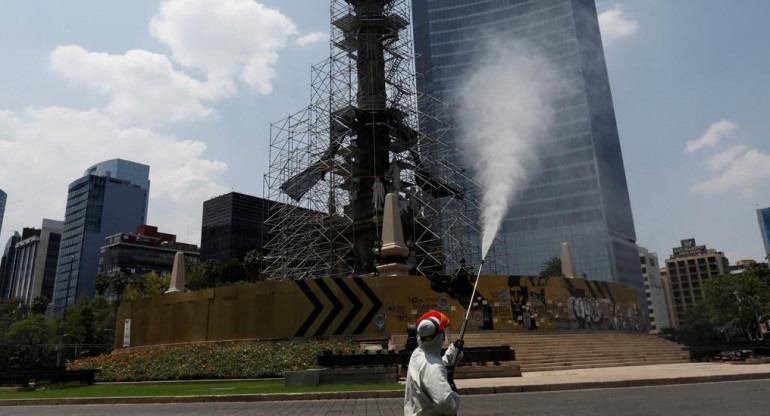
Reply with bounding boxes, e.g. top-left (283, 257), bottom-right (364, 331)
top-left (425, 274), bottom-right (645, 332)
